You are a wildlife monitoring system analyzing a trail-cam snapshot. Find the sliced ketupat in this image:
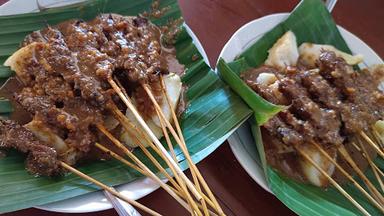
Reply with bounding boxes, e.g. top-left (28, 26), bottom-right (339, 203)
top-left (4, 42), bottom-right (45, 84)
top-left (265, 31), bottom-right (299, 70)
top-left (256, 73), bottom-right (277, 86)
top-left (25, 119), bottom-right (69, 154)
top-left (298, 43), bottom-right (363, 67)
top-left (299, 145), bottom-right (336, 187)
top-left (150, 73), bottom-right (182, 128)
top-left (120, 107), bottom-right (163, 148)
top-left (25, 119), bottom-right (81, 165)
top-left (120, 73), bottom-right (182, 148)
